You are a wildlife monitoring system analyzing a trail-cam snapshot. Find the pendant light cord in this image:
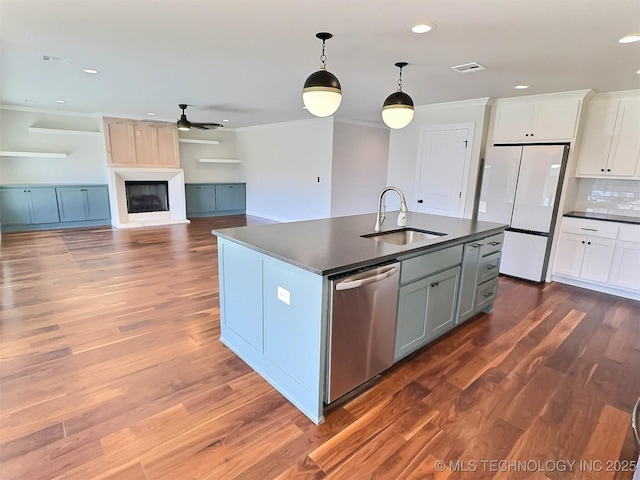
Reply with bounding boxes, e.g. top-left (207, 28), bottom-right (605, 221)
top-left (397, 66), bottom-right (404, 92)
top-left (320, 40), bottom-right (327, 70)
